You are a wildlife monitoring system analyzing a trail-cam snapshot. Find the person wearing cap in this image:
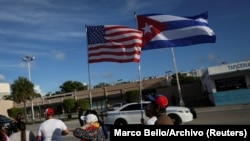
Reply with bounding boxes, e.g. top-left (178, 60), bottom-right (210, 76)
top-left (36, 108), bottom-right (70, 141)
top-left (148, 95), bottom-right (174, 125)
top-left (73, 113), bottom-right (105, 141)
top-left (84, 109), bottom-right (108, 139)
